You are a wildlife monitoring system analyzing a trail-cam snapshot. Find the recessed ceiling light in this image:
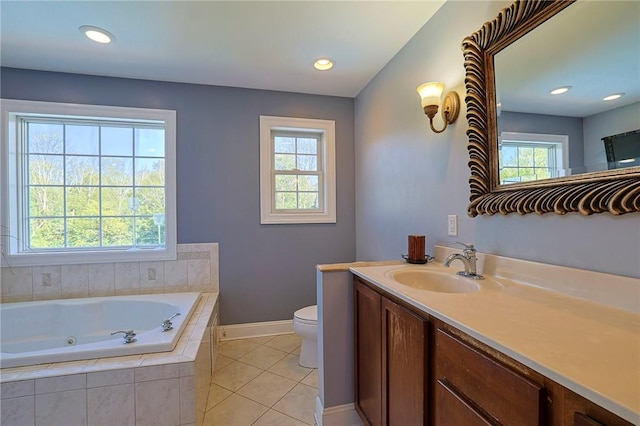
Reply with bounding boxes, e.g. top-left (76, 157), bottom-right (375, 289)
top-left (618, 158), bottom-right (636, 164)
top-left (550, 86), bottom-right (571, 95)
top-left (79, 25), bottom-right (115, 44)
top-left (603, 93), bottom-right (625, 101)
top-left (313, 58), bottom-right (334, 71)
